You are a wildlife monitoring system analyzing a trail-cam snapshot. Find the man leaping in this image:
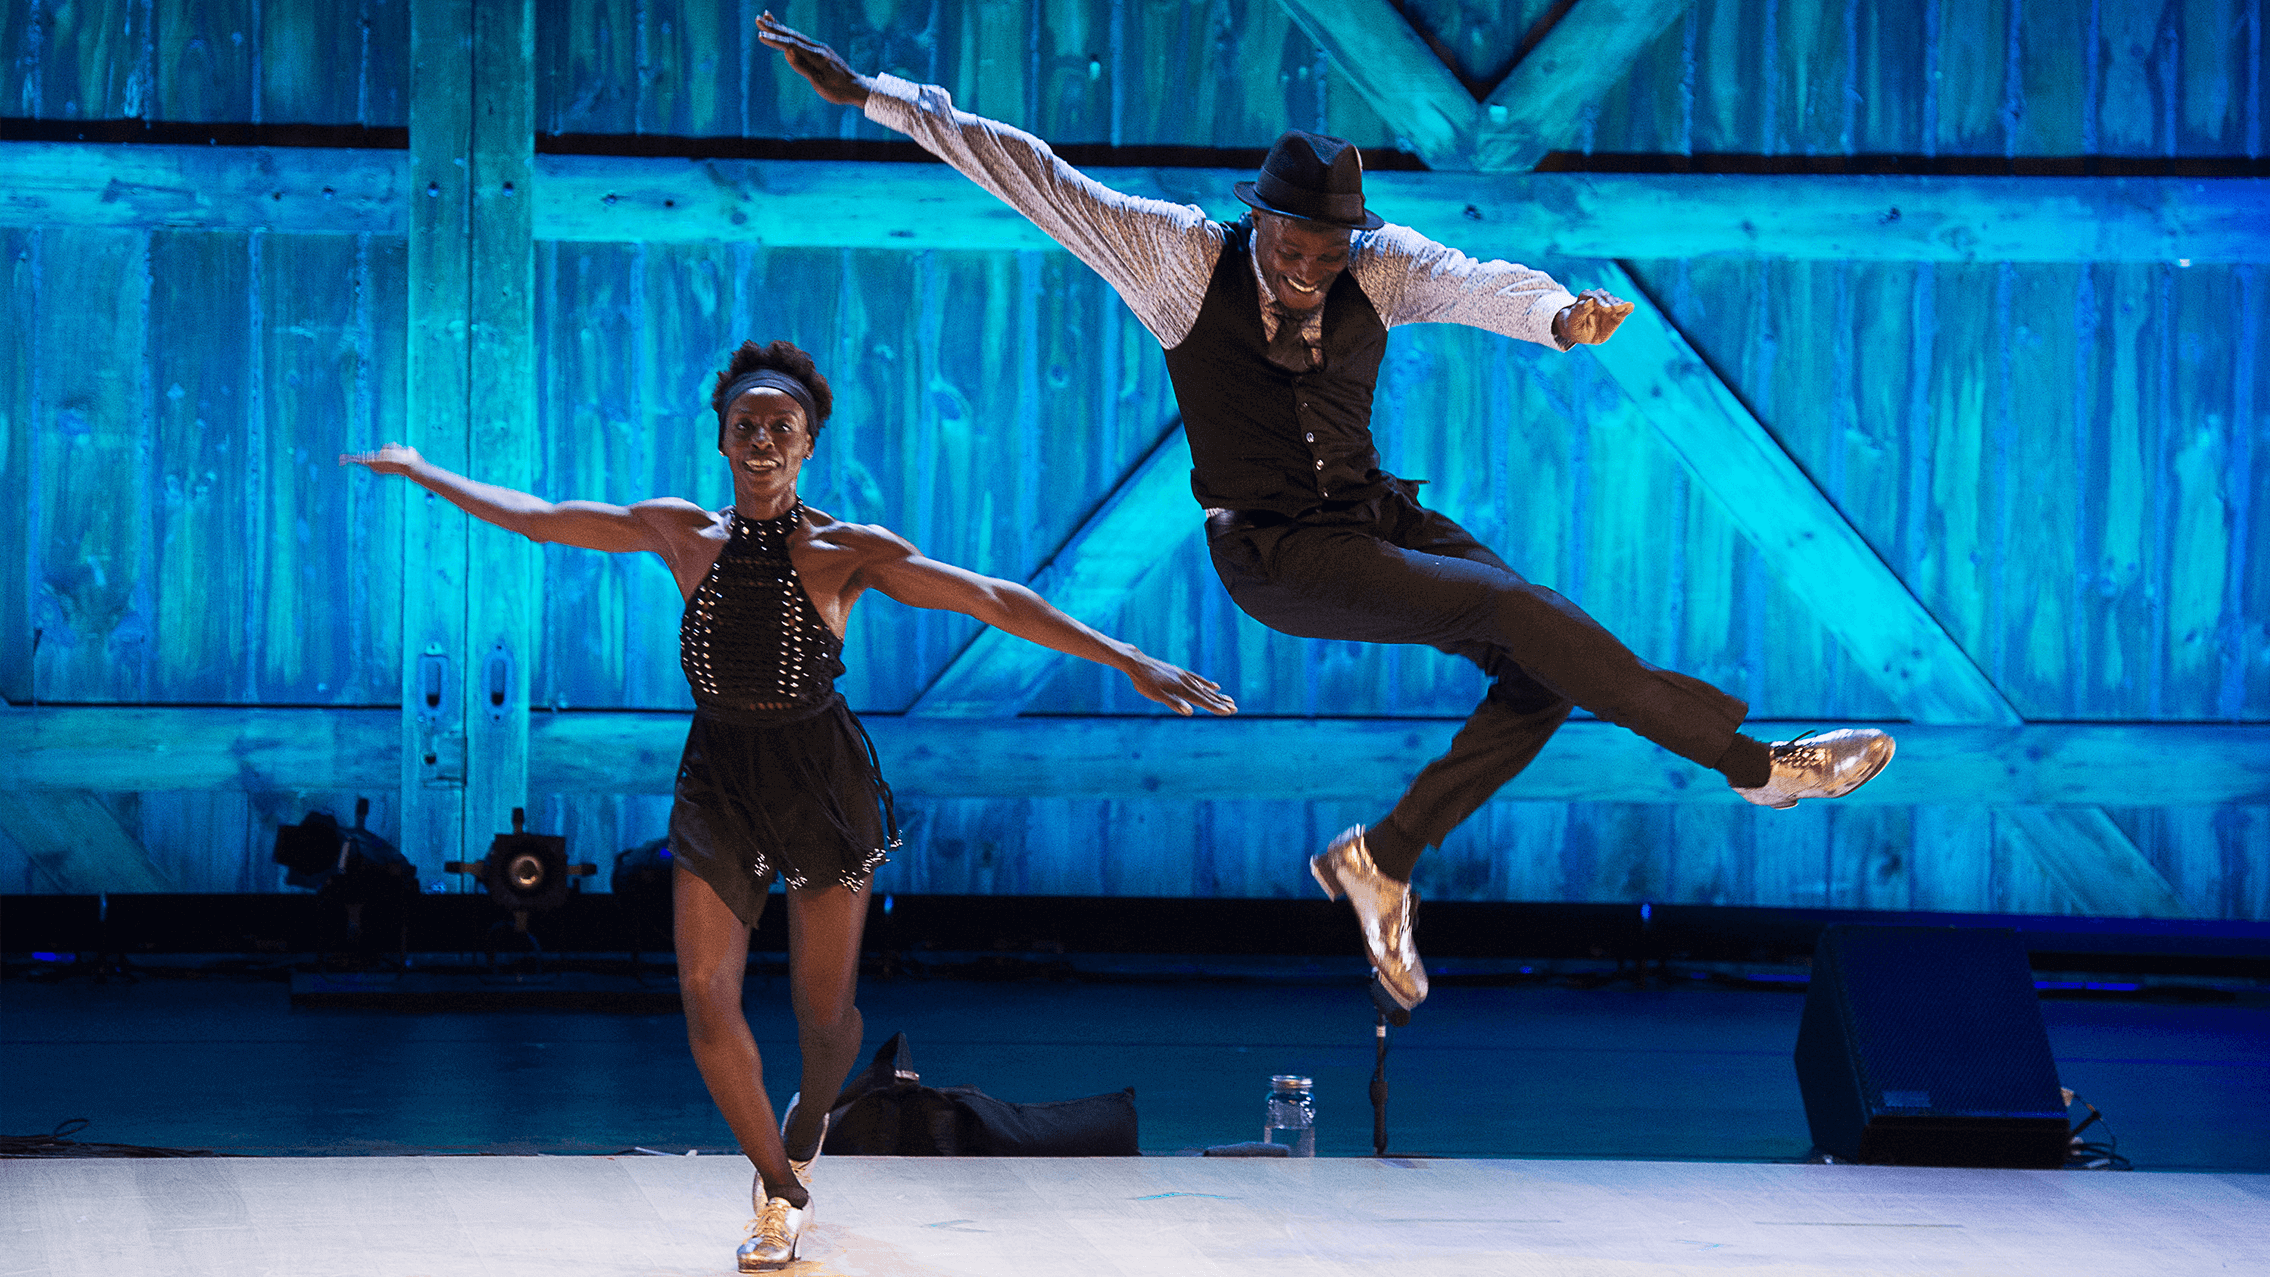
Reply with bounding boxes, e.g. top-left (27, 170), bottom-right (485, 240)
top-left (760, 12), bottom-right (1894, 1010)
